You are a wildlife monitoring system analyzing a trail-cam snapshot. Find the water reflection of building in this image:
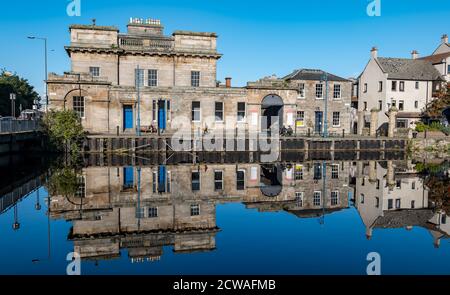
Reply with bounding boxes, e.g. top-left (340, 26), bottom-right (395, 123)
top-left (49, 162), bottom-right (351, 261)
top-left (354, 160), bottom-right (449, 247)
